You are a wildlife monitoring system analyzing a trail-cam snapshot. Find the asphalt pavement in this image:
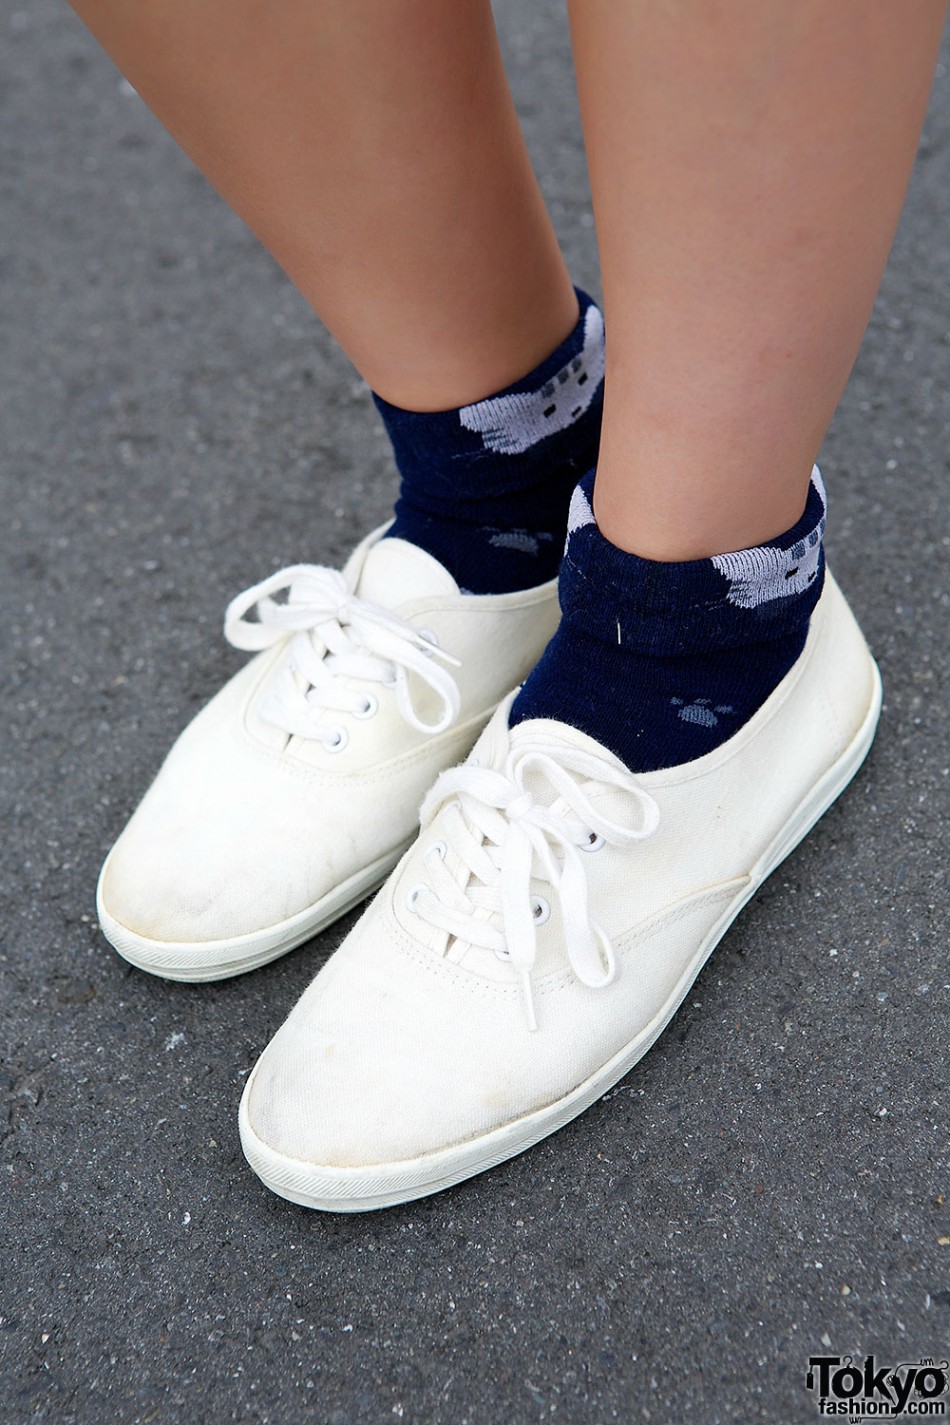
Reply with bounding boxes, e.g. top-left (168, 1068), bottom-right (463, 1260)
top-left (2, 3), bottom-right (949, 1422)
